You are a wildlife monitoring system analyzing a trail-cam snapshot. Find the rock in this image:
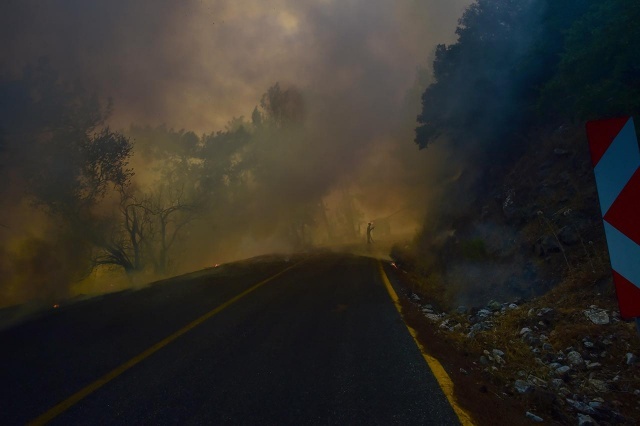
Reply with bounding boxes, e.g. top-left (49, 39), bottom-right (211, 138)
top-left (477, 308), bottom-right (492, 317)
top-left (492, 349), bottom-right (505, 358)
top-left (558, 387), bottom-right (571, 397)
top-left (537, 307), bottom-right (554, 317)
top-left (567, 351), bottom-right (584, 367)
top-left (551, 378), bottom-right (563, 388)
top-left (507, 303), bottom-right (518, 310)
top-left (589, 400), bottom-right (603, 409)
top-left (583, 341), bottom-right (594, 348)
top-left (424, 313), bottom-right (440, 322)
top-left (566, 399), bottom-right (596, 415)
top-left (520, 327), bottom-right (532, 335)
top-left (549, 362), bottom-right (561, 369)
top-left (558, 226), bottom-right (580, 245)
top-left (459, 368), bottom-right (469, 375)
top-left (525, 411), bottom-right (544, 422)
top-left (583, 309), bottom-right (610, 325)
top-left (456, 305), bottom-right (467, 314)
top-left (468, 322), bottom-right (493, 337)
top-left (514, 380), bottom-right (532, 394)
top-left (468, 315), bottom-right (481, 325)
top-left (577, 414), bottom-right (599, 426)
top-left (487, 300), bottom-right (502, 312)
top-left (543, 343), bottom-right (554, 351)
top-left (522, 333), bottom-right (540, 346)
top-left (555, 365), bottom-right (571, 376)
top-left (588, 379), bottom-right (608, 393)
top-left (625, 353), bottom-right (637, 365)
top-left (439, 319), bottom-right (459, 331)
top-left (479, 356), bottom-right (489, 365)
top-left (586, 362), bottom-right (601, 370)
top-left (410, 293), bottom-right (421, 302)
top-left (527, 375), bottom-right (547, 388)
